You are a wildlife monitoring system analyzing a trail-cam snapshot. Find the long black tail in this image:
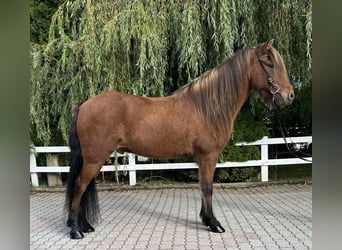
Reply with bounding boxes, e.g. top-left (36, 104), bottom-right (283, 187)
top-left (65, 107), bottom-right (100, 225)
